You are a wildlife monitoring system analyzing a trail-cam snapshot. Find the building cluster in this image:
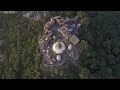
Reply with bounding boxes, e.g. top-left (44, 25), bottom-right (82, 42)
top-left (0, 11), bottom-right (41, 21)
top-left (38, 16), bottom-right (81, 66)
top-left (22, 11), bottom-right (41, 21)
top-left (0, 11), bottom-right (16, 14)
